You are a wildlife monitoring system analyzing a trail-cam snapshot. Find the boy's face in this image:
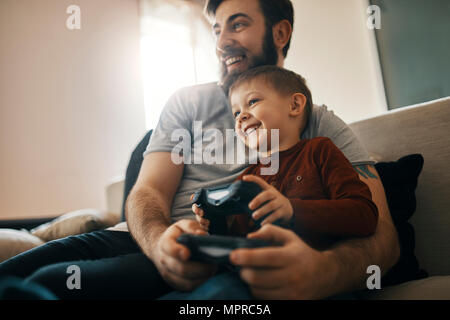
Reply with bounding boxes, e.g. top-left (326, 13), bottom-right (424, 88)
top-left (230, 78), bottom-right (292, 151)
top-left (213, 0), bottom-right (279, 80)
